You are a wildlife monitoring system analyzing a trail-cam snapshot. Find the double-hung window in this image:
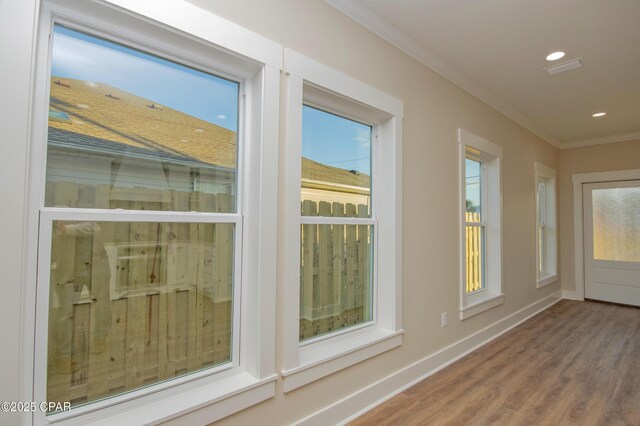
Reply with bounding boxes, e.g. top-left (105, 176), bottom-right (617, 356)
top-left (281, 50), bottom-right (403, 391)
top-left (465, 154), bottom-right (485, 293)
top-left (535, 162), bottom-right (557, 287)
top-left (459, 129), bottom-right (503, 319)
top-left (29, 1), bottom-right (279, 424)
